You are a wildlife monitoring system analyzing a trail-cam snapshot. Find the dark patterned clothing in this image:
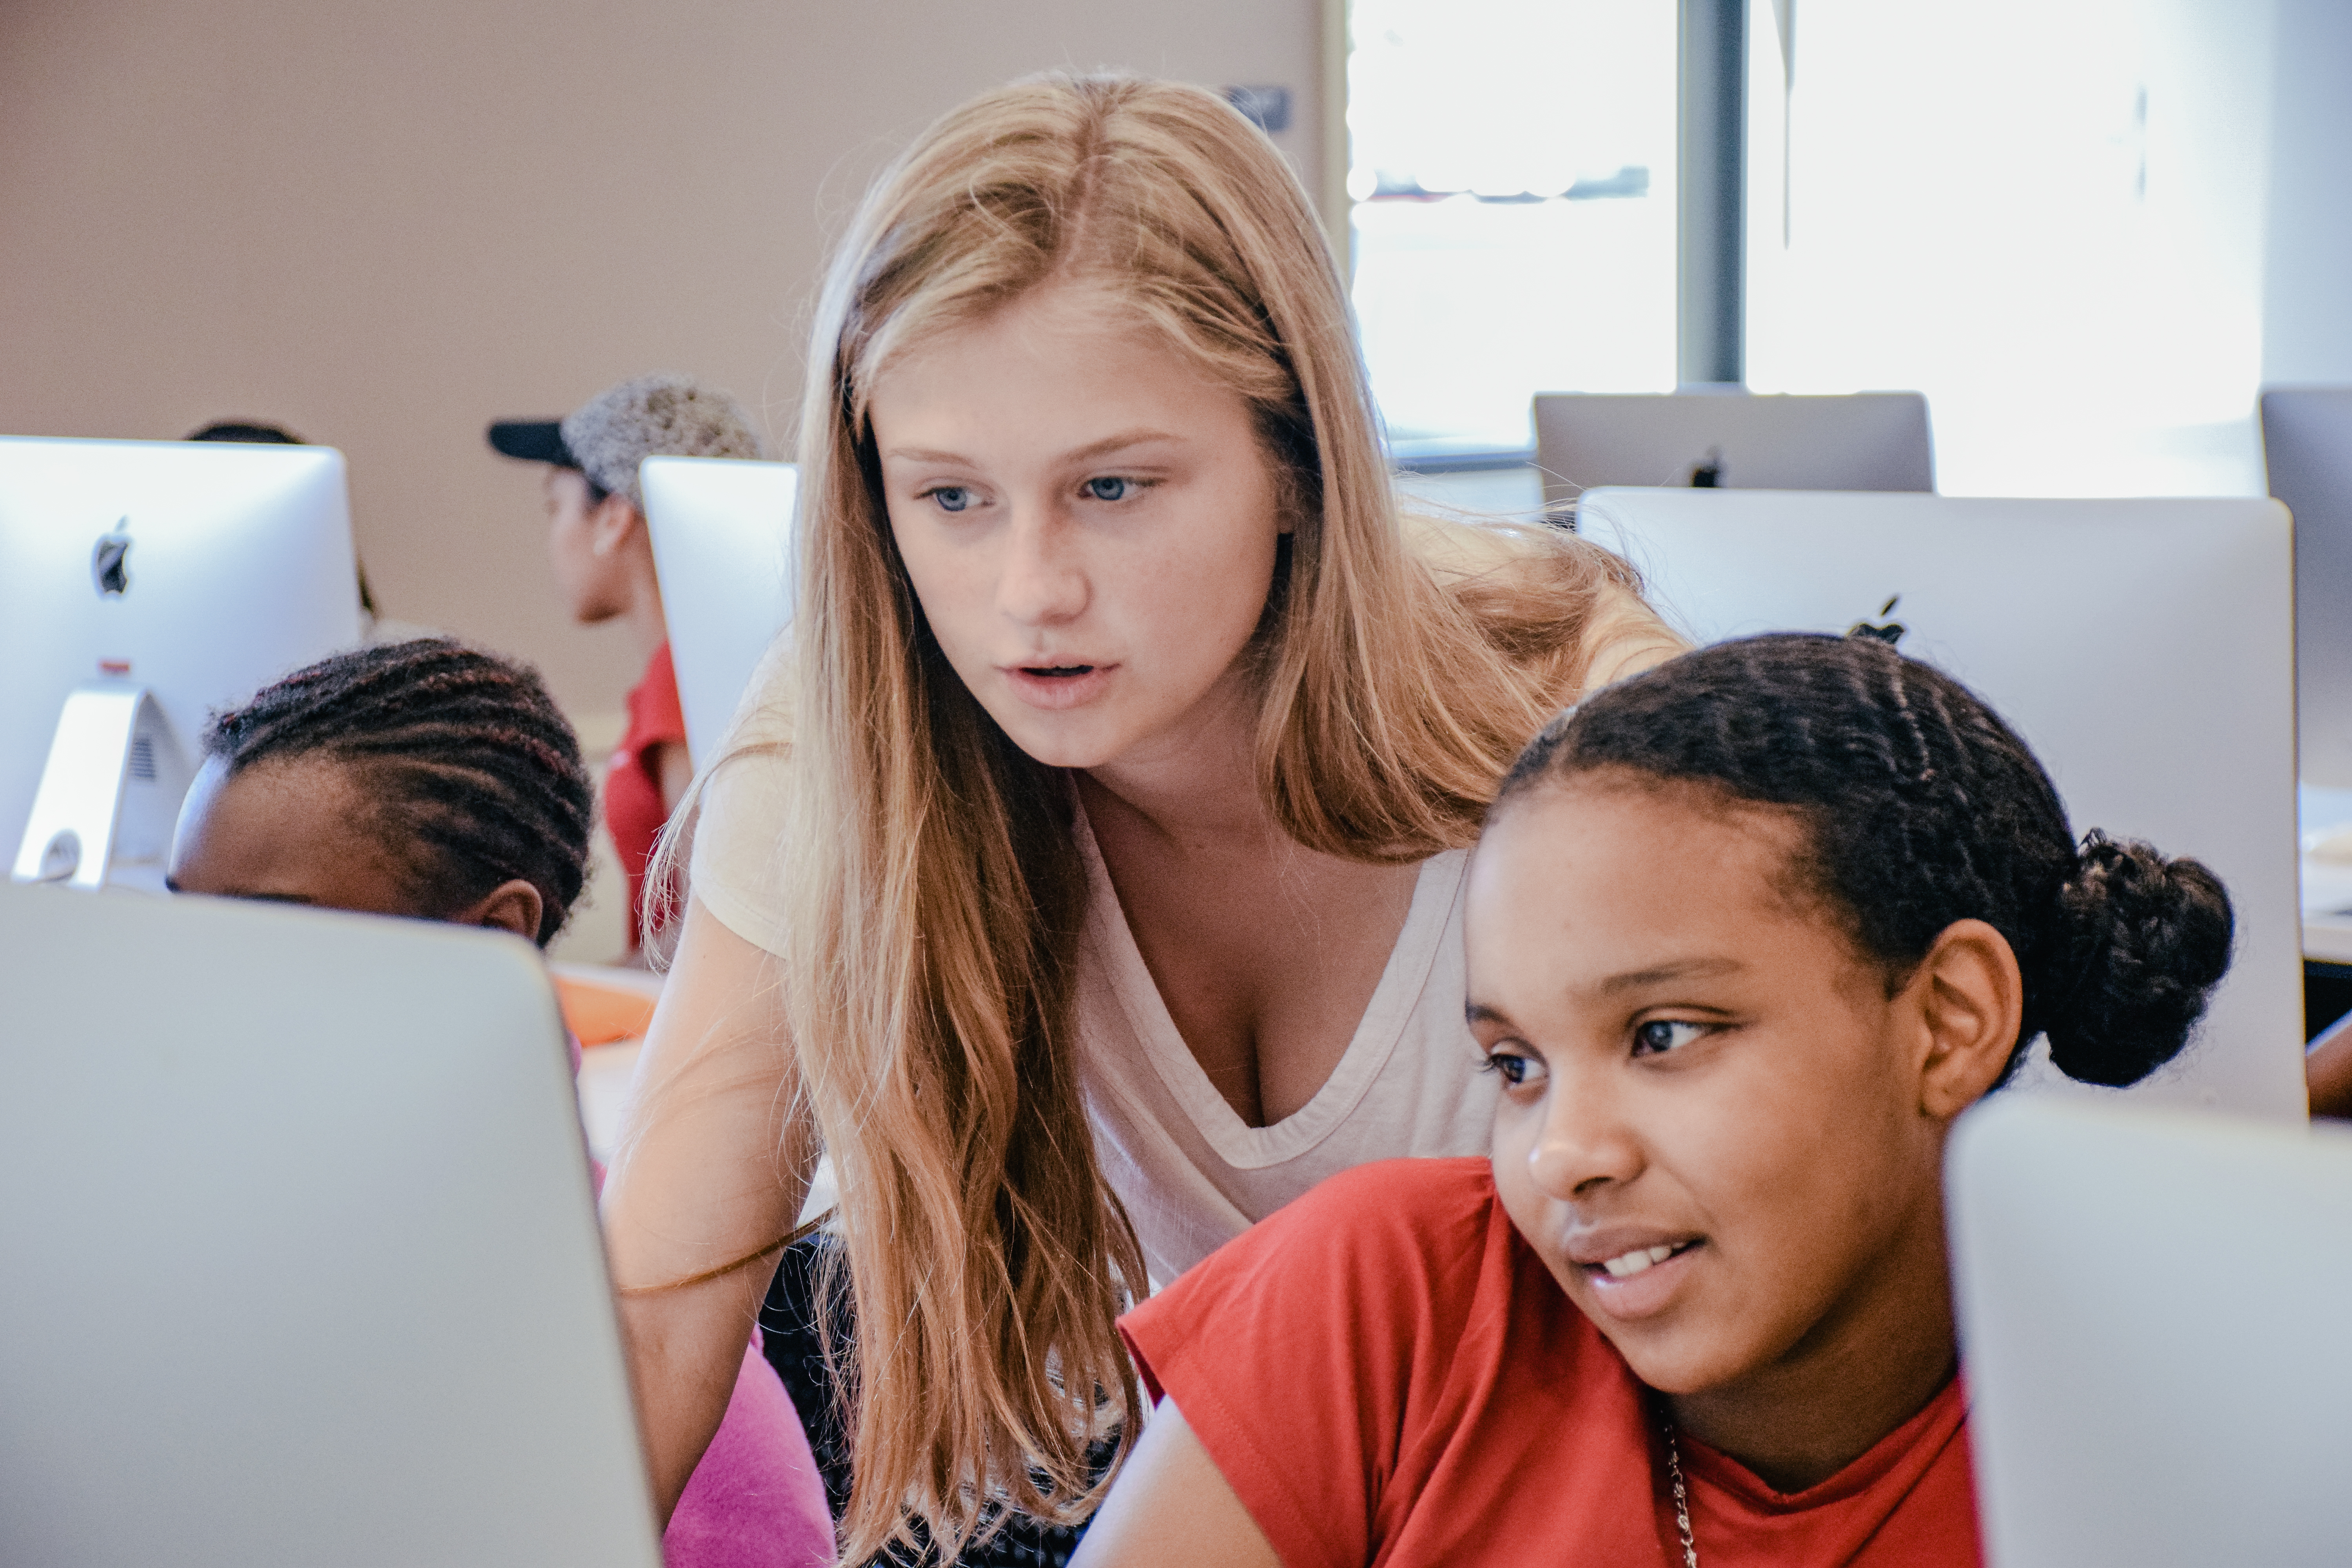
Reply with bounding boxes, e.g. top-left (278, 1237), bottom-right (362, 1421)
top-left (760, 1237), bottom-right (1112, 1568)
